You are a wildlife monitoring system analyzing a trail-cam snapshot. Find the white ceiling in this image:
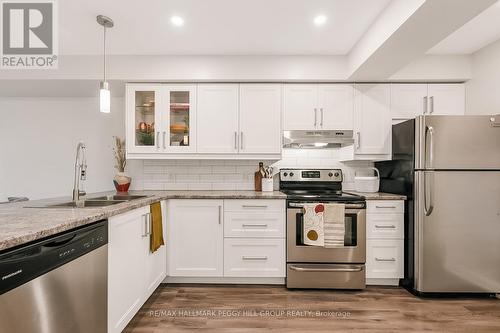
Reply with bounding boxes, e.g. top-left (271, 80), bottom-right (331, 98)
top-left (428, 0), bottom-right (500, 54)
top-left (59, 0), bottom-right (390, 55)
